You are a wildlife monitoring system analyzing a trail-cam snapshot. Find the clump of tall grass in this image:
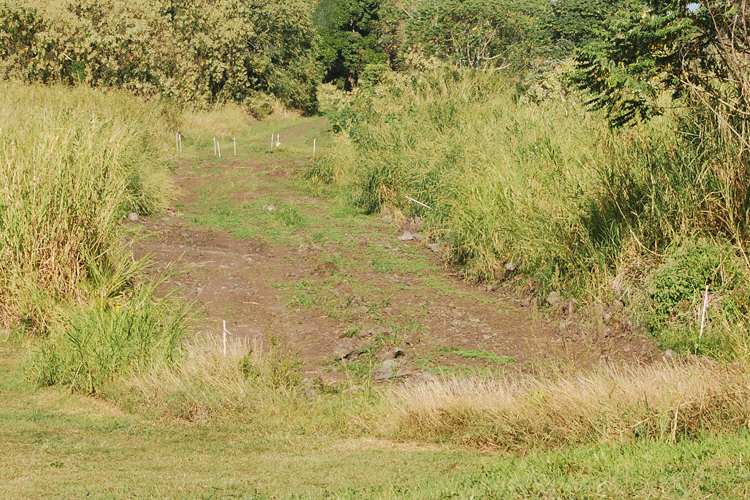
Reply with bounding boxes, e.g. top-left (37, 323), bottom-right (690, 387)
top-left (112, 334), bottom-right (364, 430)
top-left (0, 82), bottom-right (175, 330)
top-left (28, 268), bottom-right (188, 394)
top-left (376, 360), bottom-right (750, 451)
